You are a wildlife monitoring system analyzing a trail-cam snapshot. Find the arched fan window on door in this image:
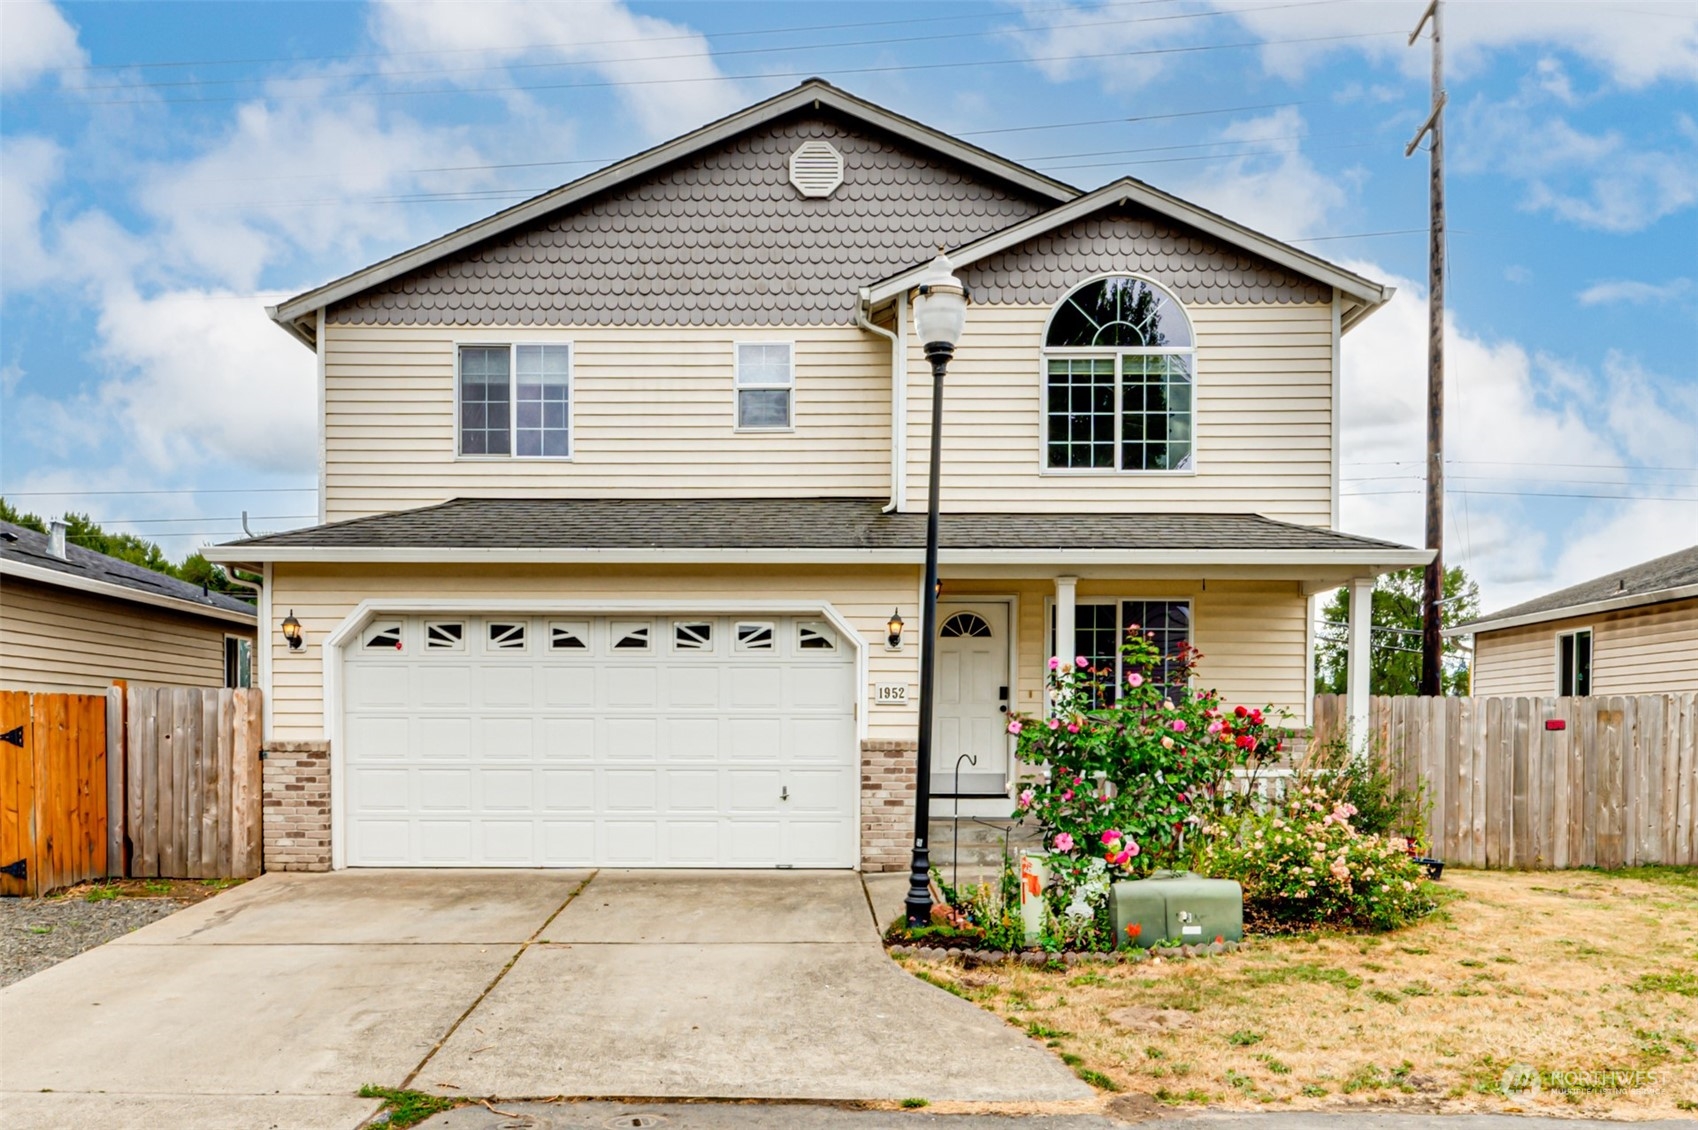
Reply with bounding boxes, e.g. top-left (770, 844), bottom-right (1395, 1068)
top-left (939, 612), bottom-right (993, 638)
